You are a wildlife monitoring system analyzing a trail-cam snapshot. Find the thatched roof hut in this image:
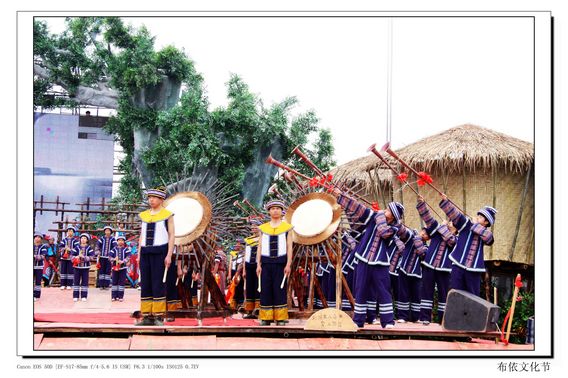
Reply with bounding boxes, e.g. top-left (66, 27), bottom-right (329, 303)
top-left (332, 124), bottom-right (534, 266)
